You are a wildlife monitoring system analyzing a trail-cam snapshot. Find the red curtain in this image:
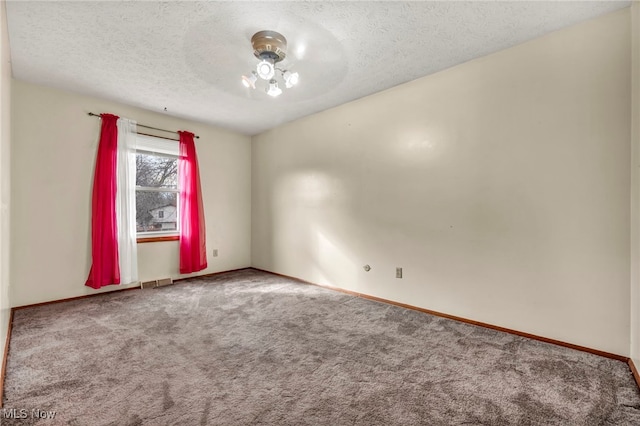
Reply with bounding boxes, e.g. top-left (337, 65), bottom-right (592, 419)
top-left (178, 131), bottom-right (207, 274)
top-left (85, 114), bottom-right (120, 289)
